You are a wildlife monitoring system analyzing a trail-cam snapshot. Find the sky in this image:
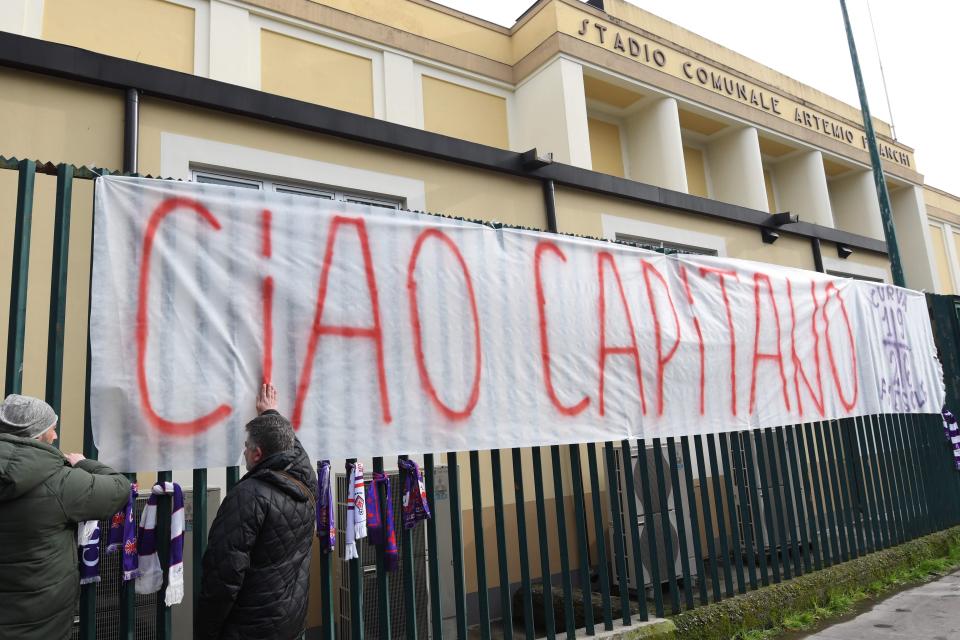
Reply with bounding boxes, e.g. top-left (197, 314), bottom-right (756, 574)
top-left (437, 0), bottom-right (960, 196)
